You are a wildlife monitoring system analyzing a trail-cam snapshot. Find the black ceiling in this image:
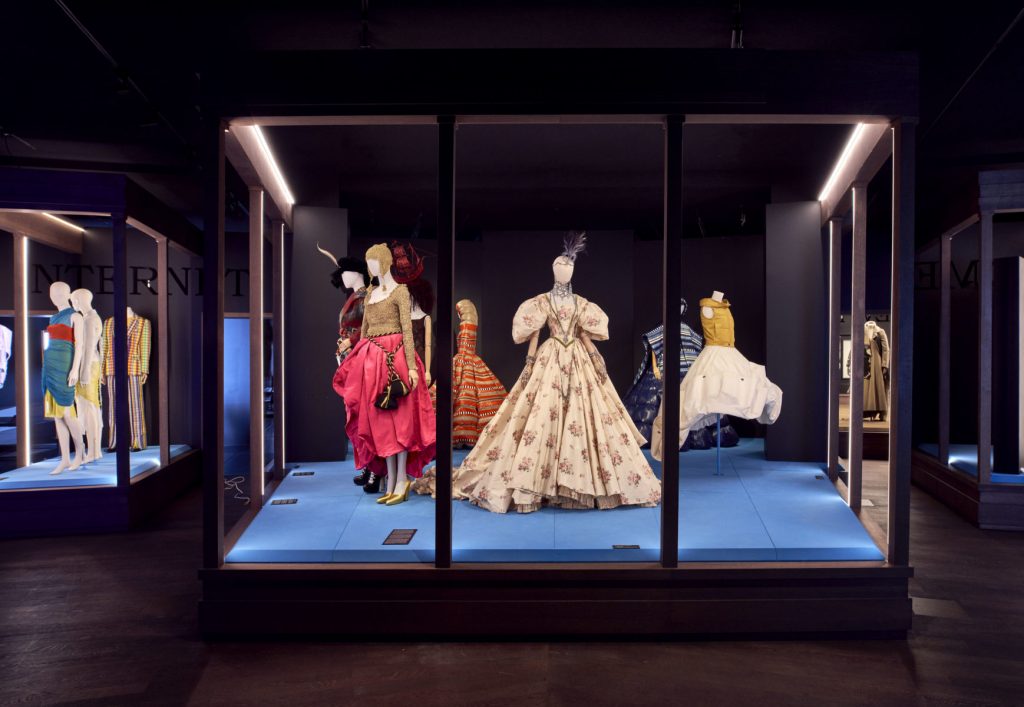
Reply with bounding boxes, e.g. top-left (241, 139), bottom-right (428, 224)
top-left (2, 2), bottom-right (1022, 242)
